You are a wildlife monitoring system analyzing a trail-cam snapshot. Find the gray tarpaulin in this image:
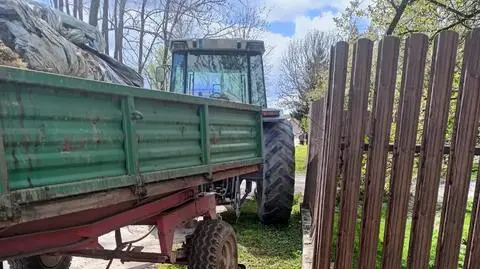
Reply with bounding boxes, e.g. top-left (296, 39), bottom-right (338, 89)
top-left (0, 0), bottom-right (143, 87)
